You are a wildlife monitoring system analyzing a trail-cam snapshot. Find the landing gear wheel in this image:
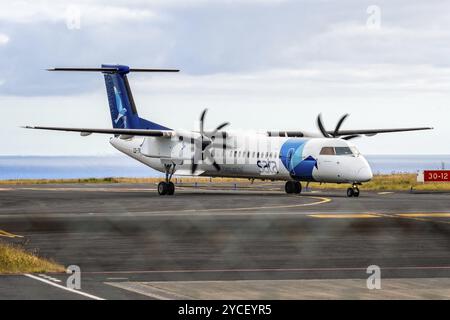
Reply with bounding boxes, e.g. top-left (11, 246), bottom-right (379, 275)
top-left (167, 182), bottom-right (175, 195)
top-left (158, 182), bottom-right (168, 195)
top-left (285, 181), bottom-right (301, 194)
top-left (285, 181), bottom-right (294, 194)
top-left (158, 182), bottom-right (175, 196)
top-left (346, 188), bottom-right (354, 197)
top-left (294, 182), bottom-right (302, 194)
top-left (353, 187), bottom-right (360, 197)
